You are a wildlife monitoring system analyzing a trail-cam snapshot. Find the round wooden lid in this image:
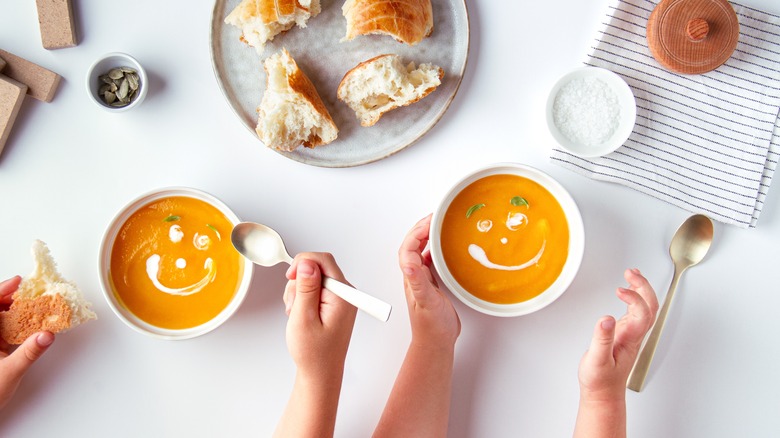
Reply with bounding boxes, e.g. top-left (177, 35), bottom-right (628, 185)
top-left (647, 0), bottom-right (739, 74)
